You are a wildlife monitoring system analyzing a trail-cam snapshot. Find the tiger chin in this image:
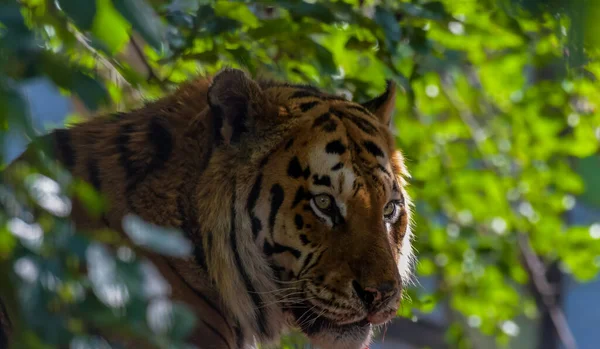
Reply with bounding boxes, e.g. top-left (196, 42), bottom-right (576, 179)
top-left (3, 68), bottom-right (414, 349)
